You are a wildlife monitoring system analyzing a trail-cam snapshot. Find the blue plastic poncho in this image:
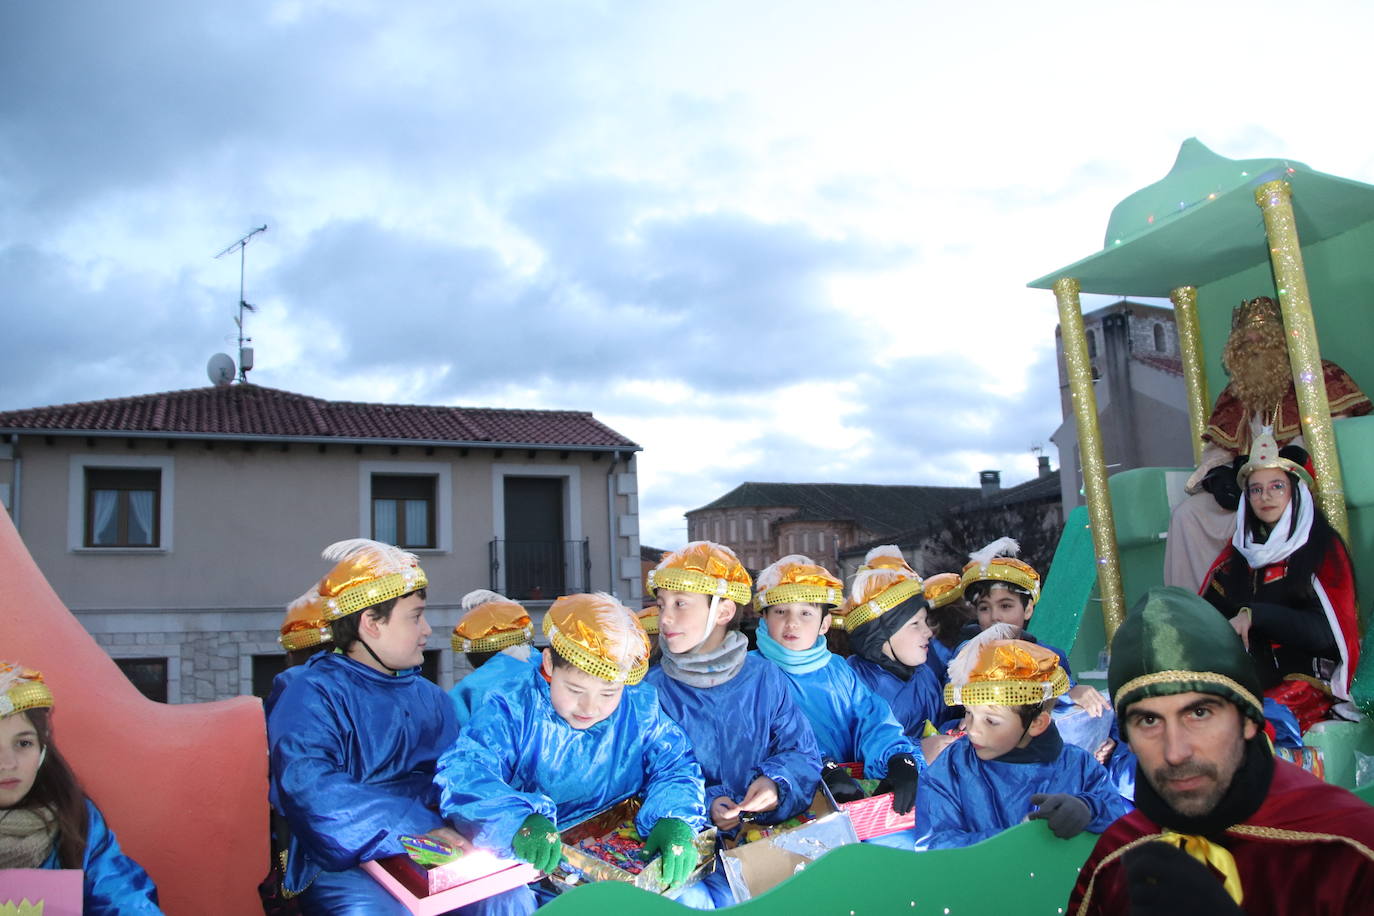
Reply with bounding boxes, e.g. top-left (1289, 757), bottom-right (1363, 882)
top-left (645, 653), bottom-right (821, 824)
top-left (267, 651), bottom-right (459, 896)
top-left (436, 672), bottom-right (705, 852)
top-left (448, 652), bottom-right (542, 727)
top-left (39, 799), bottom-right (162, 914)
top-left (915, 725), bottom-right (1130, 850)
top-left (752, 633), bottom-right (918, 776)
top-left (847, 655), bottom-right (946, 740)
